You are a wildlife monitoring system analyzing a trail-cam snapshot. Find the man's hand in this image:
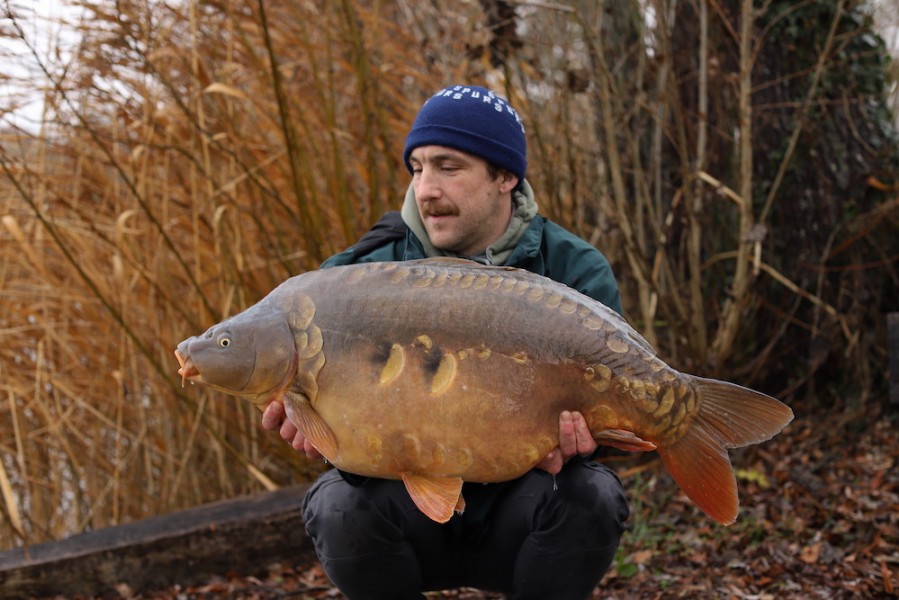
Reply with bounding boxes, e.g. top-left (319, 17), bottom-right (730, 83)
top-left (535, 410), bottom-right (597, 475)
top-left (261, 400), bottom-right (323, 460)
